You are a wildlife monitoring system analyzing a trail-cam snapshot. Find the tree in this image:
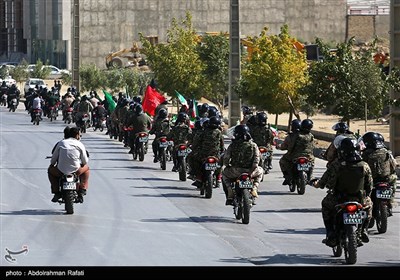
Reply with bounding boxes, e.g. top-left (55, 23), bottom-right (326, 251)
top-left (237, 25), bottom-right (309, 121)
top-left (8, 59), bottom-right (29, 90)
top-left (29, 59), bottom-right (51, 79)
top-left (79, 63), bottom-right (104, 93)
top-left (139, 11), bottom-right (208, 101)
top-left (304, 37), bottom-right (392, 125)
top-left (197, 33), bottom-right (230, 111)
